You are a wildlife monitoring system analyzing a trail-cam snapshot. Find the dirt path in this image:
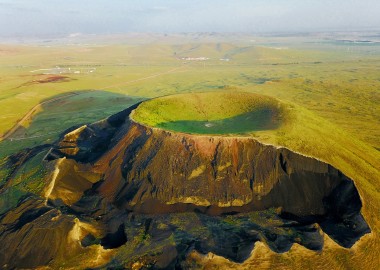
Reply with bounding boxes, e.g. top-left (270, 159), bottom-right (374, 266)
top-left (0, 92), bottom-right (79, 141)
top-left (101, 66), bottom-right (185, 90)
top-left (44, 157), bottom-right (65, 204)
